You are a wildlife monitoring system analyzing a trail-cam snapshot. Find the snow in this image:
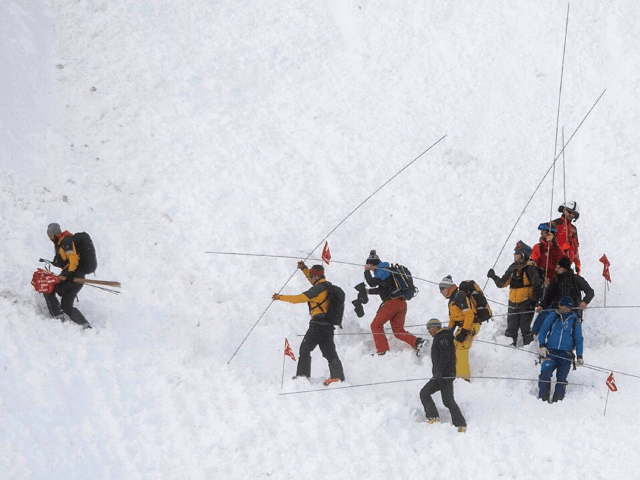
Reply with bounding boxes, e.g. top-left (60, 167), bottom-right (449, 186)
top-left (1, 0), bottom-right (640, 478)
